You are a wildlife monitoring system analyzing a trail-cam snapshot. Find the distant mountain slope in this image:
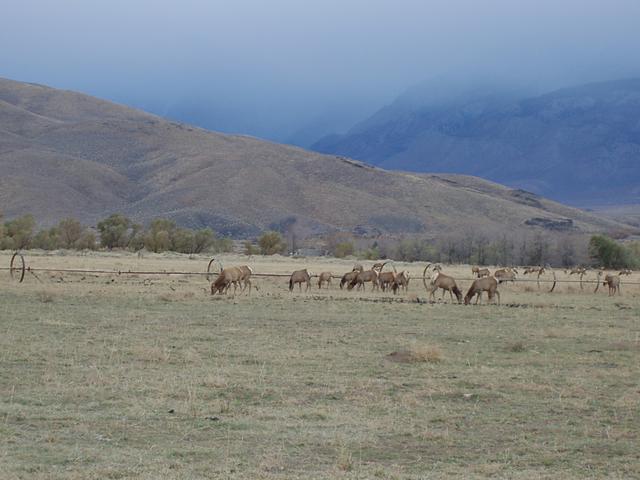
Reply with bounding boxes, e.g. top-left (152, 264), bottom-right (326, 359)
top-left (312, 79), bottom-right (640, 205)
top-left (0, 77), bottom-right (631, 237)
